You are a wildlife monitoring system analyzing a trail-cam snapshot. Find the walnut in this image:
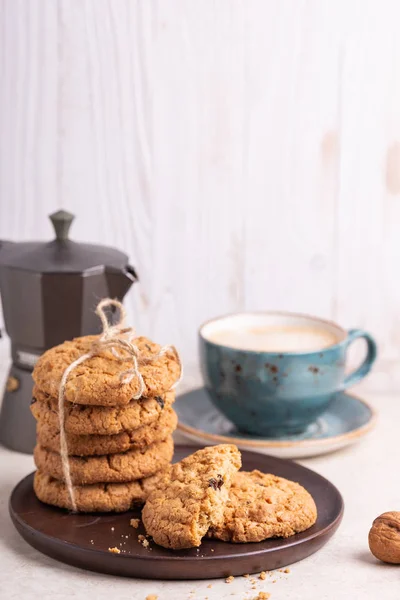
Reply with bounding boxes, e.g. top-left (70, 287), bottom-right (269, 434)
top-left (368, 511), bottom-right (400, 563)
